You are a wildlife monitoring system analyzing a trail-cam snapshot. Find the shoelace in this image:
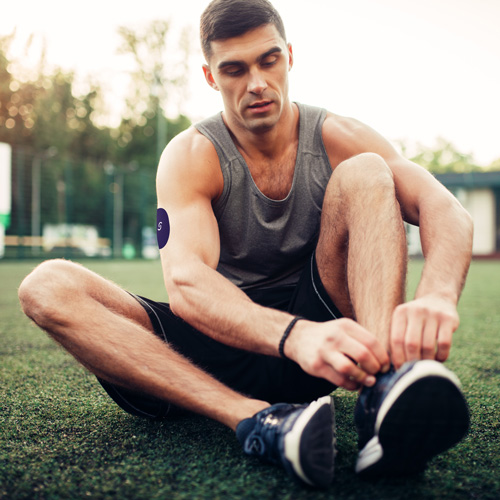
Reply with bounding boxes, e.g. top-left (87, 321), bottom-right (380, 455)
top-left (244, 416), bottom-right (283, 464)
top-left (356, 367), bottom-right (399, 447)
